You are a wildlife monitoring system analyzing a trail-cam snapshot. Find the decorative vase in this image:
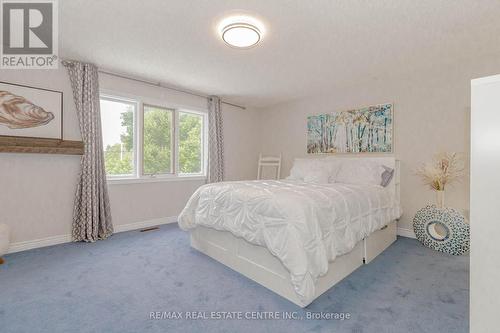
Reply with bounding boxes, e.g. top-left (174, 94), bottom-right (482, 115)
top-left (436, 190), bottom-right (445, 209)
